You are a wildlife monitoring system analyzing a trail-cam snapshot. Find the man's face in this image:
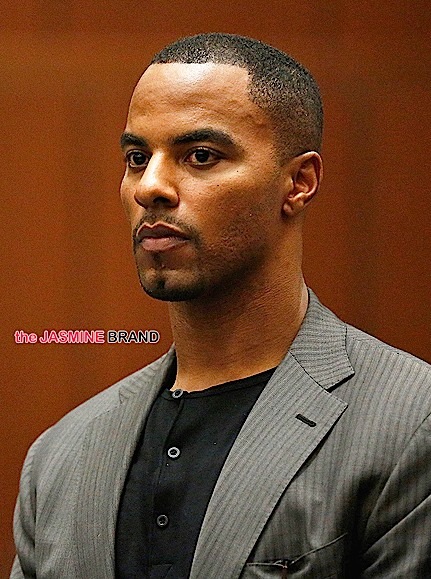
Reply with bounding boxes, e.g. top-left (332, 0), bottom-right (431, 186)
top-left (120, 62), bottom-right (288, 301)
